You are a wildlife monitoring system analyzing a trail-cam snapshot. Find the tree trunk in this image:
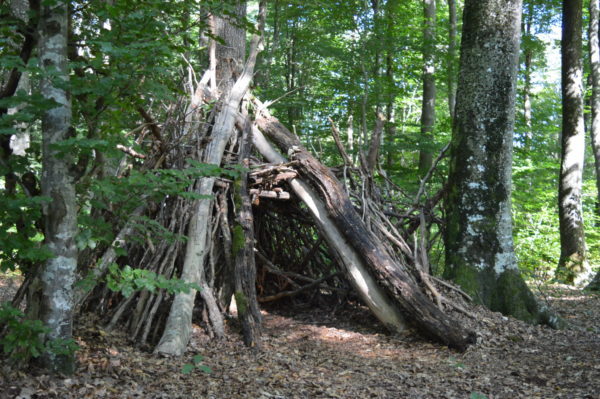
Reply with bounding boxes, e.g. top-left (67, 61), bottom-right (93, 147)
top-left (444, 0), bottom-right (559, 327)
top-left (586, 0), bottom-right (600, 290)
top-left (254, 111), bottom-right (475, 352)
top-left (556, 0), bottom-right (591, 285)
top-left (215, 0), bottom-right (246, 93)
top-left (447, 0), bottom-right (457, 120)
top-left (522, 1), bottom-right (534, 149)
top-left (233, 118), bottom-right (262, 347)
top-left (418, 0), bottom-right (436, 176)
top-left (155, 1), bottom-right (262, 356)
top-left (38, 0), bottom-right (77, 374)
